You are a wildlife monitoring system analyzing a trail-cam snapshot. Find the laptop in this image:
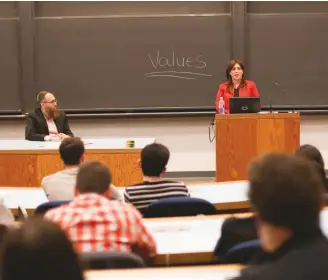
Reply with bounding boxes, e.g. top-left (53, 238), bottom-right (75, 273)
top-left (229, 97), bottom-right (261, 114)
